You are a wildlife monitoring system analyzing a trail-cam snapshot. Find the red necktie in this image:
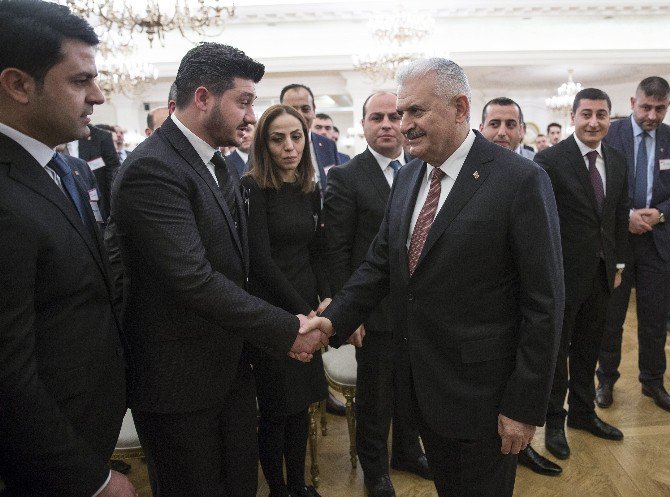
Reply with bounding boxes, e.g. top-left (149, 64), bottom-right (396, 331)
top-left (408, 167), bottom-right (446, 276)
top-left (586, 150), bottom-right (604, 212)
